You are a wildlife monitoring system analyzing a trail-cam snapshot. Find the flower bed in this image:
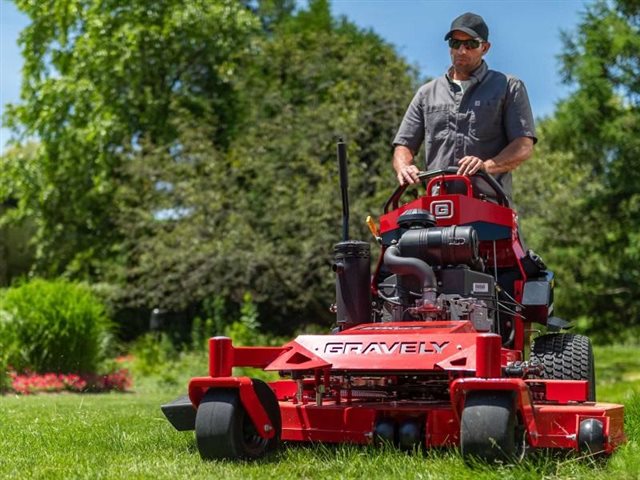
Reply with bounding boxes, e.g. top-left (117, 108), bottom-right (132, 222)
top-left (6, 369), bottom-right (132, 395)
